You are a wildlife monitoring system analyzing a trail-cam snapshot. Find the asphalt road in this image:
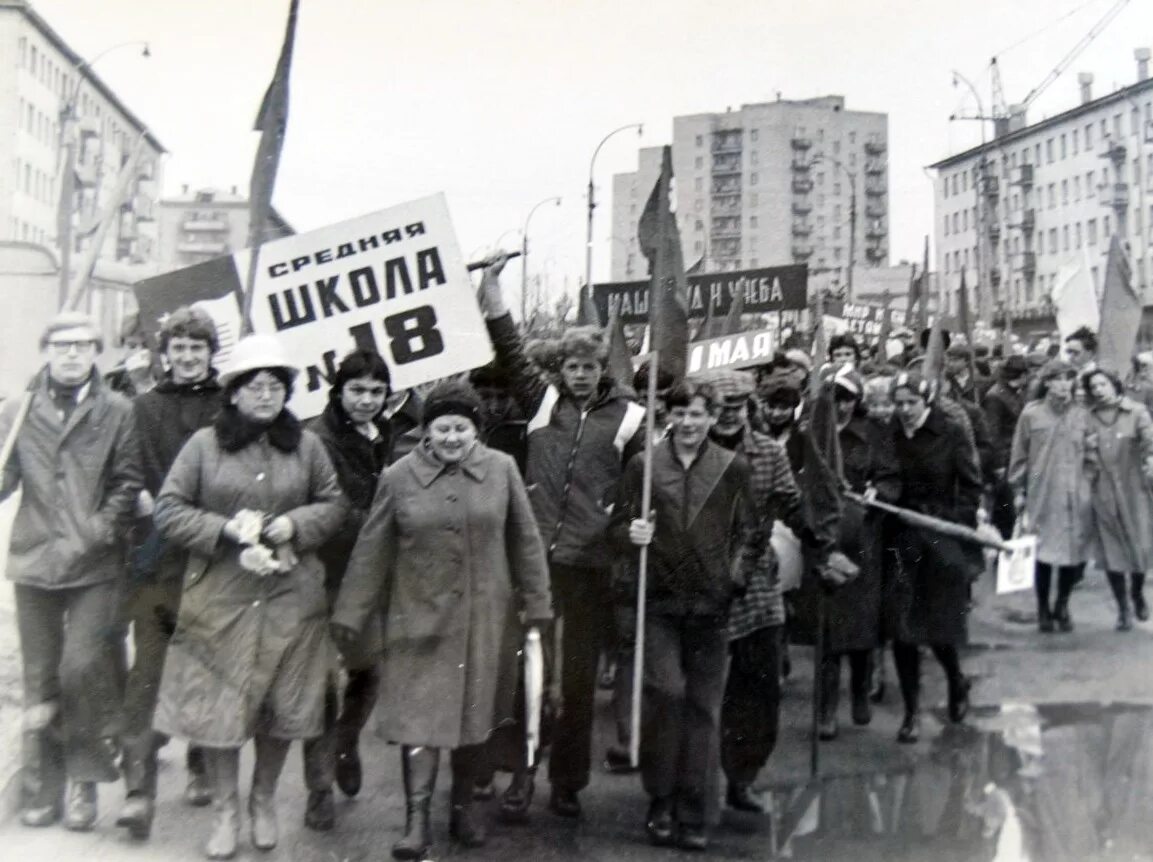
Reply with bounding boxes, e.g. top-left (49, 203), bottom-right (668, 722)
top-left (4, 553), bottom-right (1153, 861)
